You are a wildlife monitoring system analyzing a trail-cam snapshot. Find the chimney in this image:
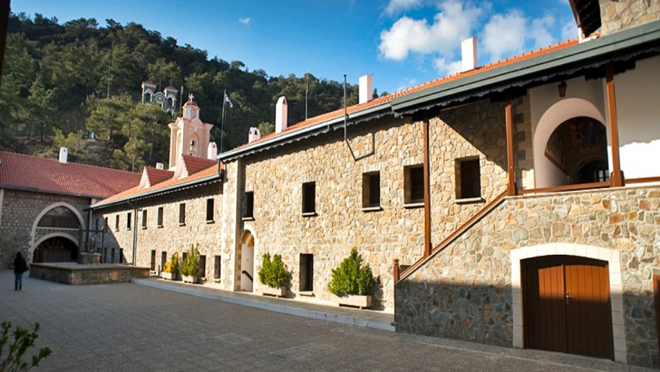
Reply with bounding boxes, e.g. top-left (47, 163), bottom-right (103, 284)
top-left (207, 142), bottom-right (218, 159)
top-left (359, 74), bottom-right (374, 104)
top-left (156, 163), bottom-right (164, 170)
top-left (248, 127), bottom-right (261, 143)
top-left (461, 37), bottom-right (477, 72)
top-left (275, 96), bottom-right (288, 133)
top-left (59, 147), bottom-right (68, 164)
